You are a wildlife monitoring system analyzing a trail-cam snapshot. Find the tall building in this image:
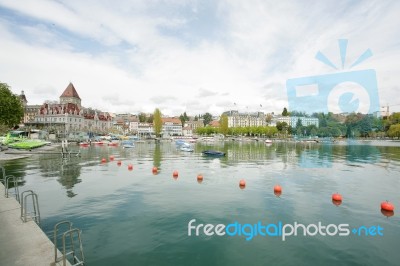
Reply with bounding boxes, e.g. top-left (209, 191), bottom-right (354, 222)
top-left (26, 83), bottom-right (113, 136)
top-left (223, 110), bottom-right (266, 127)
